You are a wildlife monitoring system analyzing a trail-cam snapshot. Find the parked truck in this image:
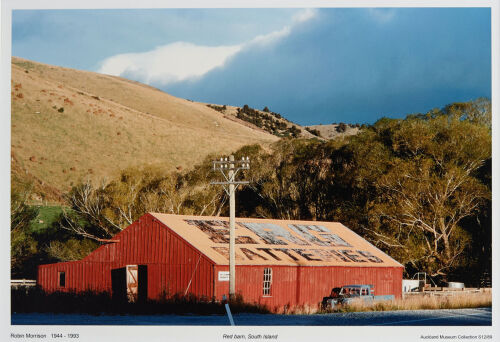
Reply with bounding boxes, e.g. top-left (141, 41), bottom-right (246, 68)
top-left (321, 284), bottom-right (395, 309)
